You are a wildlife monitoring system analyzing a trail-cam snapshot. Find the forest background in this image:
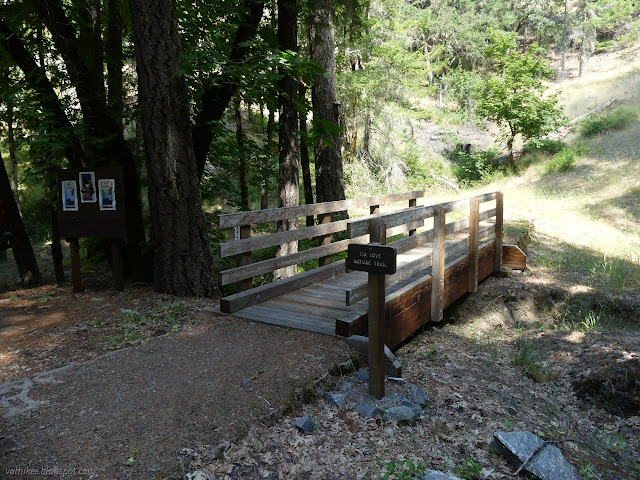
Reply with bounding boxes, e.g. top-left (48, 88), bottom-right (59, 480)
top-left (1, 0), bottom-right (639, 297)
